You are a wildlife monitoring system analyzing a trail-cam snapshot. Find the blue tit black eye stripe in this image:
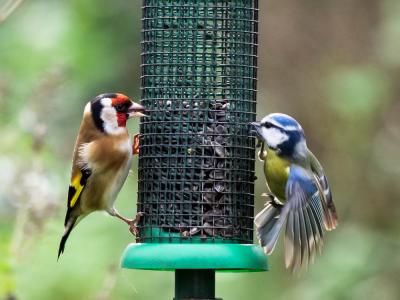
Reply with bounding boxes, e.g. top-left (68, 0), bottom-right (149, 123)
top-left (263, 122), bottom-right (273, 129)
